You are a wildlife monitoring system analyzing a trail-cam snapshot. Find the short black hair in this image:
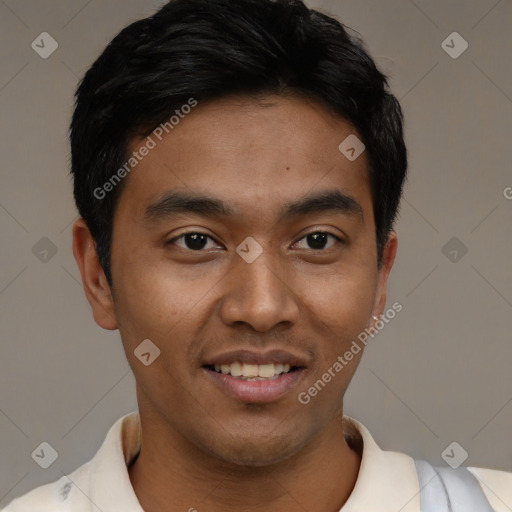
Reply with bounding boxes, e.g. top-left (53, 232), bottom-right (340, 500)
top-left (70, 0), bottom-right (407, 286)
